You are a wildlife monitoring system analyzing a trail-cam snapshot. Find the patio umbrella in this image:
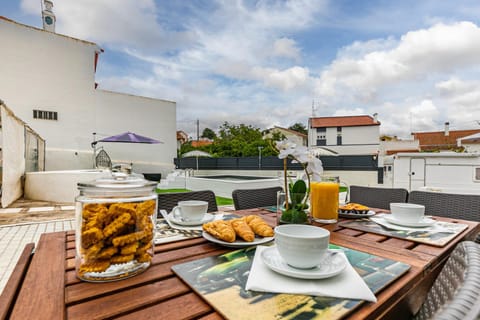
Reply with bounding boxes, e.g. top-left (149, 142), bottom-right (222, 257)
top-left (182, 150), bottom-right (212, 170)
top-left (98, 131), bottom-right (163, 144)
